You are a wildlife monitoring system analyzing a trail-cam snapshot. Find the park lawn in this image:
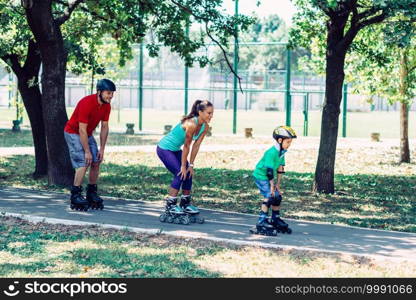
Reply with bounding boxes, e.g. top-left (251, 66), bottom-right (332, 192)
top-left (0, 142), bottom-right (415, 232)
top-left (2, 106), bottom-right (416, 139)
top-left (0, 215), bottom-right (415, 278)
top-left (0, 128), bottom-right (161, 147)
top-left (0, 128), bottom-right (289, 148)
top-left (0, 129), bottom-right (35, 147)
top-left (0, 127), bottom-right (306, 148)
